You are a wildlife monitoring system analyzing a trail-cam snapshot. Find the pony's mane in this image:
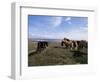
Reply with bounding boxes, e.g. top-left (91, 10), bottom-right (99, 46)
top-left (64, 38), bottom-right (70, 41)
